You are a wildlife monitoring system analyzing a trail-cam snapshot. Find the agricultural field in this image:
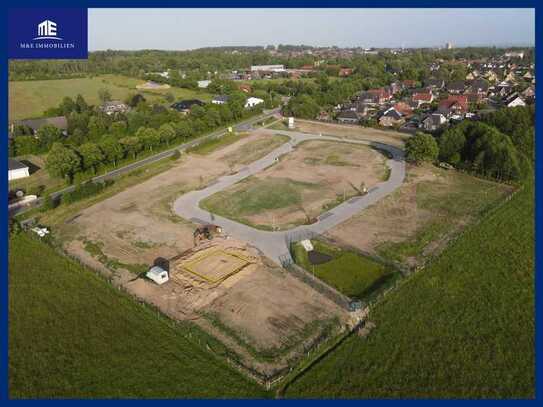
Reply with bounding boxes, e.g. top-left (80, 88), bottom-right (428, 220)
top-left (327, 163), bottom-right (513, 267)
top-left (291, 239), bottom-right (396, 299)
top-left (9, 232), bottom-right (267, 398)
top-left (285, 184), bottom-right (534, 398)
top-left (201, 140), bottom-right (387, 230)
top-left (8, 74), bottom-right (212, 120)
